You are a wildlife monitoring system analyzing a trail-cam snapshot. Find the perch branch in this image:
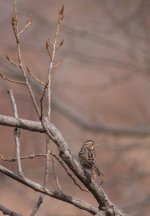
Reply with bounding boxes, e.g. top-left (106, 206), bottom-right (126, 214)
top-left (42, 117), bottom-right (128, 216)
top-left (0, 115), bottom-right (128, 215)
